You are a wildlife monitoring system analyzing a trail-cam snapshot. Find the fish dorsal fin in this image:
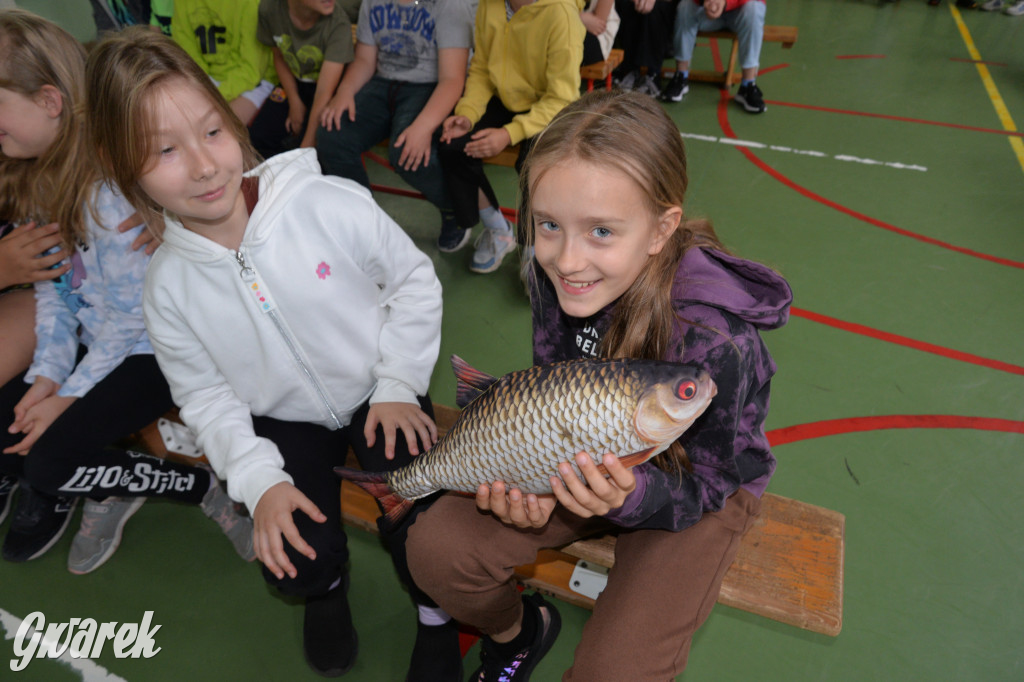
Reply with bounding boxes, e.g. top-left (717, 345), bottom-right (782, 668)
top-left (451, 355), bottom-right (499, 408)
top-left (595, 448), bottom-right (656, 476)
